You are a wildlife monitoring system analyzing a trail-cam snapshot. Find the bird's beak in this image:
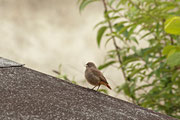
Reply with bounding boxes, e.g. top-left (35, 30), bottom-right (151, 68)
top-left (84, 64), bottom-right (86, 67)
